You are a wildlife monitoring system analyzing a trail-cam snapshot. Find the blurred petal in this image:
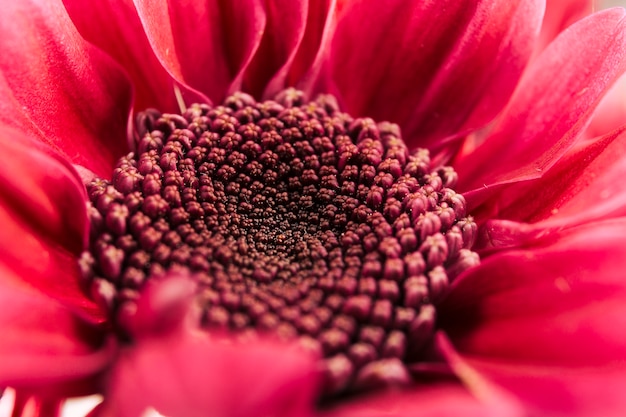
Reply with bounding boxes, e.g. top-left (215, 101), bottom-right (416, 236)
top-left (0, 0), bottom-right (133, 178)
top-left (322, 0), bottom-right (543, 158)
top-left (584, 72), bottom-right (626, 138)
top-left (461, 360), bottom-right (626, 417)
top-left (0, 271), bottom-right (111, 395)
top-left (537, 0), bottom-right (593, 53)
top-left (442, 218), bottom-right (626, 365)
top-left (62, 0), bottom-right (179, 112)
top-left (134, 0), bottom-right (265, 104)
top-left (458, 8), bottom-right (626, 204)
top-left (322, 382), bottom-right (521, 417)
top-left (100, 333), bottom-right (319, 417)
top-left (0, 127), bottom-right (105, 323)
